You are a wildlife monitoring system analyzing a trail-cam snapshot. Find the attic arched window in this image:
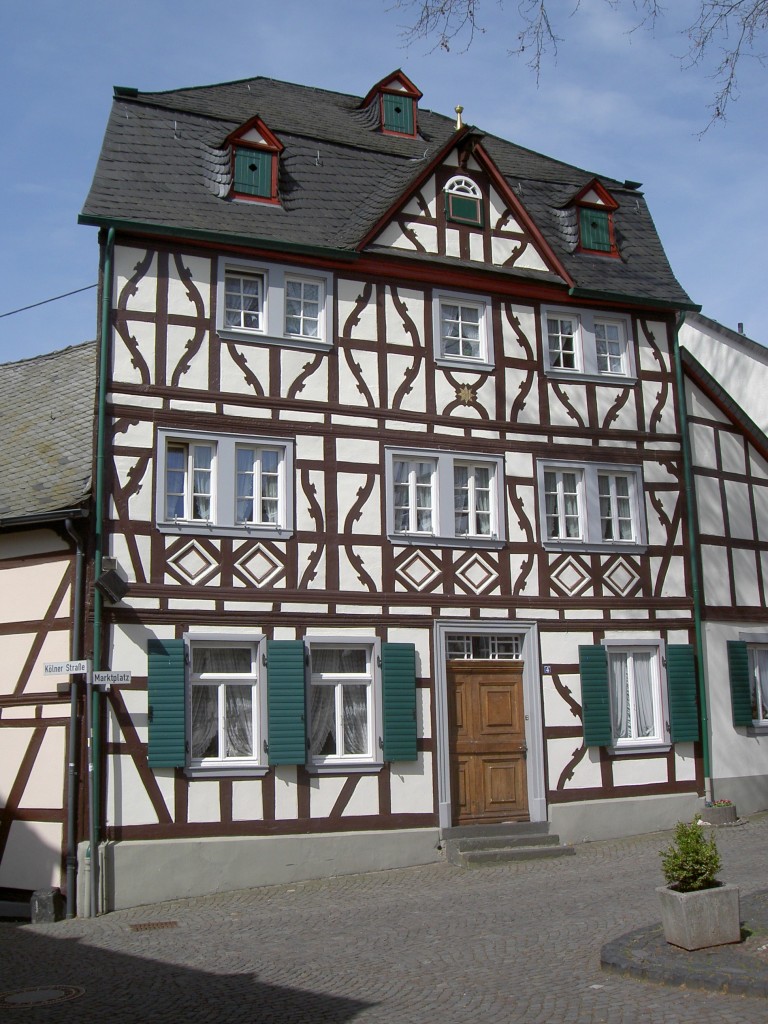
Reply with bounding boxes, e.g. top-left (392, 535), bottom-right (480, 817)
top-left (444, 175), bottom-right (483, 227)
